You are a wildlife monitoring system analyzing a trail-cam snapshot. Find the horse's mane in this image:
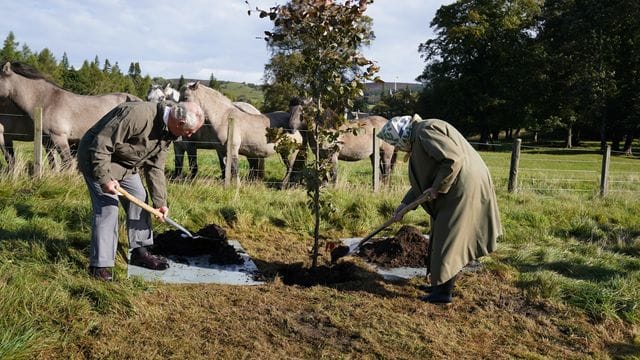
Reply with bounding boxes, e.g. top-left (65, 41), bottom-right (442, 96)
top-left (10, 62), bottom-right (60, 87)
